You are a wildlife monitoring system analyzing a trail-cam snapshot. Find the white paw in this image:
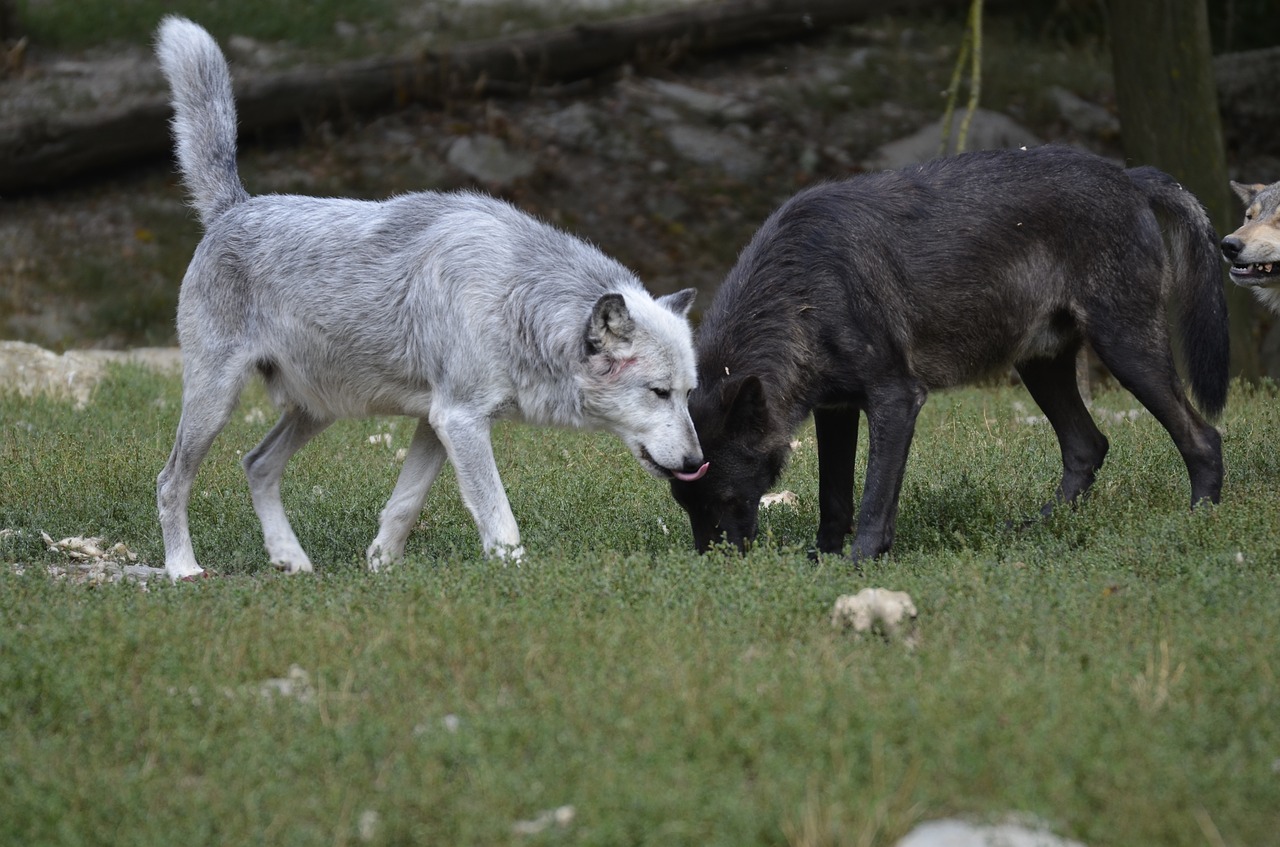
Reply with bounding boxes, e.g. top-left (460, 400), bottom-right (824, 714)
top-left (488, 543), bottom-right (526, 565)
top-left (365, 543), bottom-right (397, 573)
top-left (166, 561), bottom-right (206, 582)
top-left (271, 554), bottom-right (314, 574)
